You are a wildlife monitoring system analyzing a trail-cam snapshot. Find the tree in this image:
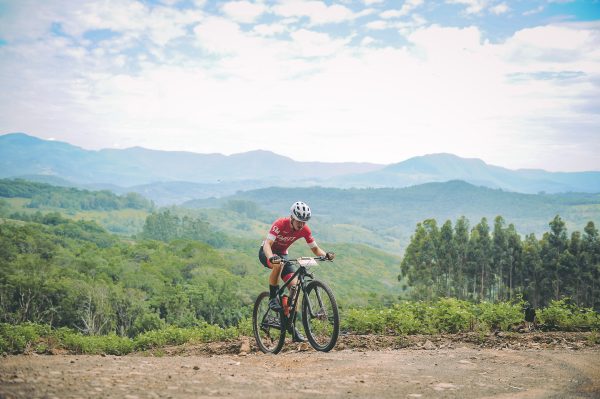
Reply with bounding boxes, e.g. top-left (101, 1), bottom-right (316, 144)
top-left (505, 224), bottom-right (522, 300)
top-left (541, 215), bottom-right (569, 301)
top-left (453, 216), bottom-right (470, 299)
top-left (472, 218), bottom-right (492, 301)
top-left (492, 216), bottom-right (508, 301)
top-left (438, 220), bottom-right (456, 297)
top-left (582, 222), bottom-right (600, 309)
top-left (400, 220), bottom-right (439, 300)
top-left (522, 233), bottom-right (543, 307)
